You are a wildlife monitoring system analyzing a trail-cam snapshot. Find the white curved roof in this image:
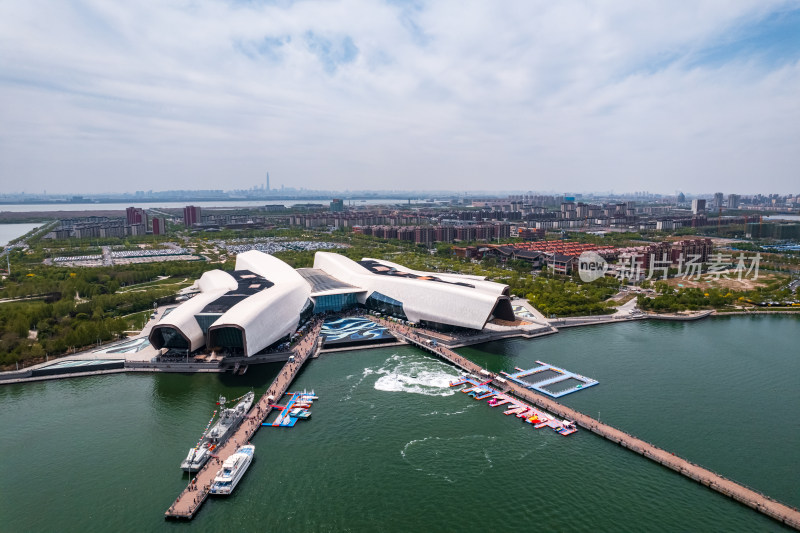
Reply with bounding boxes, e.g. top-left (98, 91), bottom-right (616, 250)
top-left (150, 270), bottom-right (237, 351)
top-left (235, 250), bottom-right (301, 284)
top-left (361, 257), bottom-right (508, 296)
top-left (314, 252), bottom-right (509, 329)
top-left (197, 269), bottom-right (239, 293)
top-left (209, 251), bottom-right (311, 356)
top-left (151, 252), bottom-right (312, 355)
